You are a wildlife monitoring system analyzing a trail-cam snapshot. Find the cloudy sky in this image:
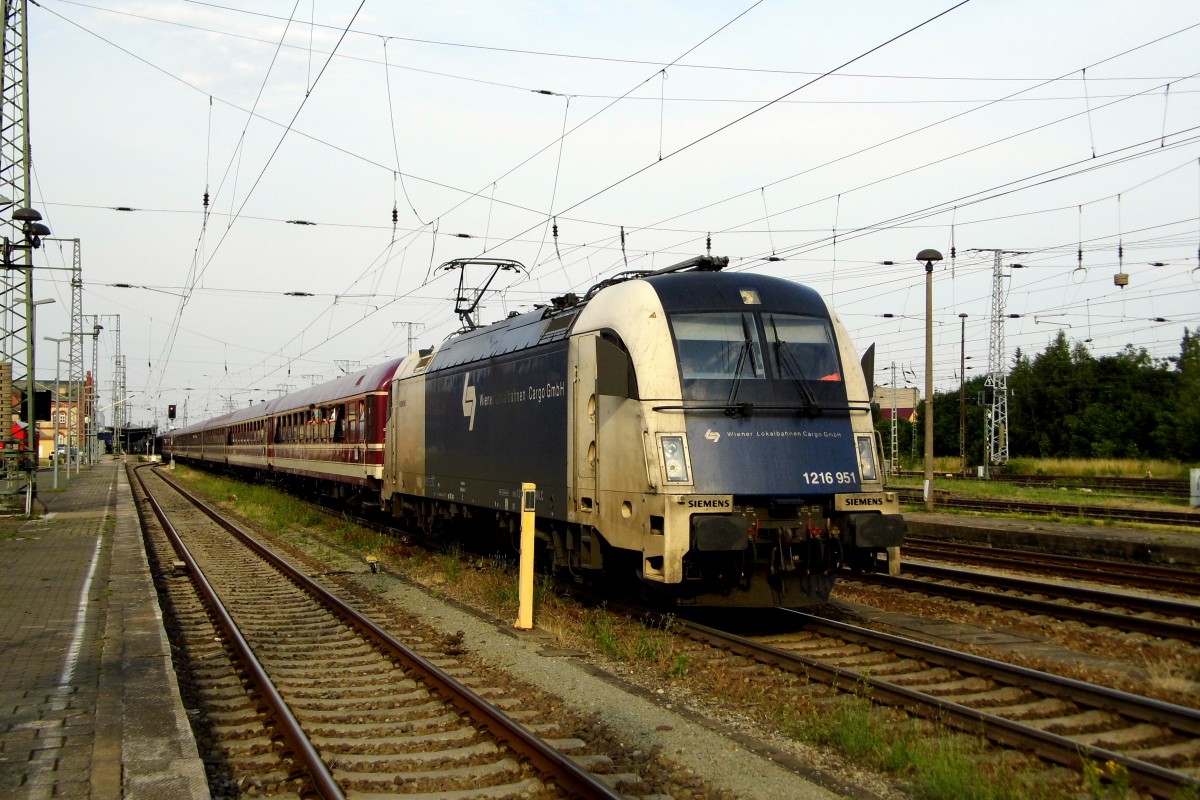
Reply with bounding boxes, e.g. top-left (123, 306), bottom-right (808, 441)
top-left (23, 0), bottom-right (1200, 426)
